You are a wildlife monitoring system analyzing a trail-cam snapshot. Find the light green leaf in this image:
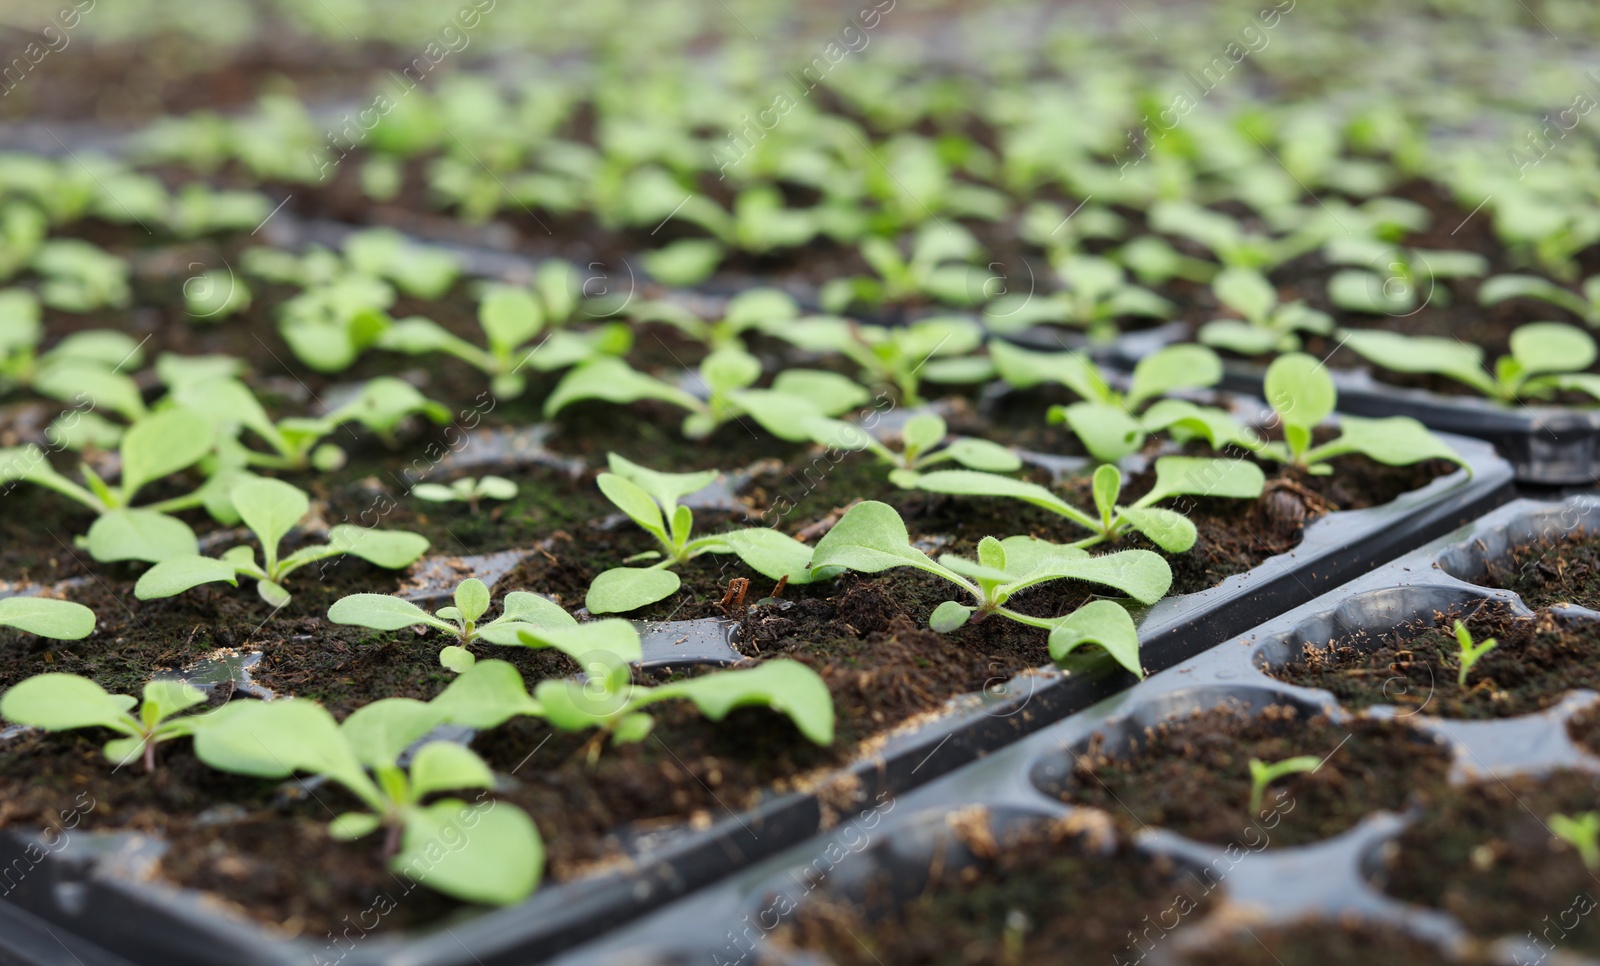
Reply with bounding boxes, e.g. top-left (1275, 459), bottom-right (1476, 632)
top-left (717, 527), bottom-right (835, 584)
top-left (1213, 268), bottom-right (1277, 324)
top-left (134, 555), bottom-right (241, 600)
top-left (929, 600), bottom-right (973, 632)
top-left (808, 500), bottom-right (948, 576)
top-left (1, 673), bottom-right (135, 731)
top-left (326, 525), bottom-right (430, 569)
top-left (1047, 600), bottom-right (1144, 677)
top-left (119, 408), bottom-right (215, 499)
top-left (193, 699), bottom-right (377, 804)
top-left (543, 358), bottom-right (700, 417)
top-left (232, 478), bottom-right (309, 556)
top-left (586, 567), bottom-right (680, 614)
top-left (1510, 322), bottom-right (1595, 377)
top-left (440, 646), bottom-right (476, 673)
top-left (909, 471), bottom-right (1094, 529)
top-left (0, 593), bottom-right (97, 641)
top-left (430, 659), bottom-right (541, 728)
top-left (597, 473), bottom-right (666, 538)
top-left (1091, 463), bottom-right (1121, 524)
top-left (409, 741), bottom-right (494, 798)
top-left (1058, 402), bottom-right (1146, 463)
top-left (342, 697), bottom-right (442, 769)
top-left (328, 812), bottom-right (382, 841)
top-left (1305, 416), bottom-right (1467, 471)
top-left (1339, 330), bottom-right (1497, 396)
top-left (1140, 456), bottom-right (1266, 505)
top-left (641, 660), bottom-right (834, 745)
top-left (768, 370), bottom-right (871, 415)
top-left (1116, 506), bottom-right (1197, 552)
top-left (494, 592), bottom-right (577, 629)
top-left (395, 798), bottom-right (542, 905)
top-left (514, 619), bottom-right (644, 664)
top-left (1127, 344), bottom-right (1223, 408)
top-left (455, 579), bottom-right (490, 624)
top-left (1263, 353), bottom-right (1336, 432)
top-left (480, 288), bottom-right (542, 356)
top-left (606, 453), bottom-right (717, 512)
top-left (328, 594), bottom-right (440, 631)
top-left (141, 679), bottom-right (206, 723)
top-left (701, 347), bottom-right (762, 396)
top-left (942, 438), bottom-right (1022, 472)
top-left (1198, 320), bottom-right (1286, 357)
